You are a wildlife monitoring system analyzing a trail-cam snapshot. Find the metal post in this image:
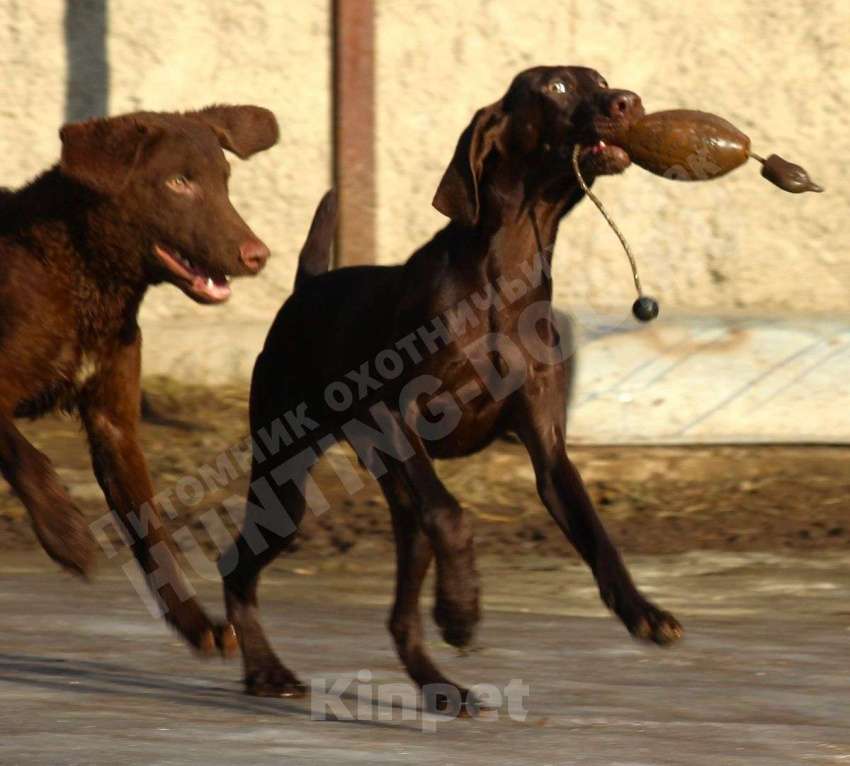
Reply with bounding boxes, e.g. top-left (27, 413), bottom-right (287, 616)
top-left (332, 0), bottom-right (376, 266)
